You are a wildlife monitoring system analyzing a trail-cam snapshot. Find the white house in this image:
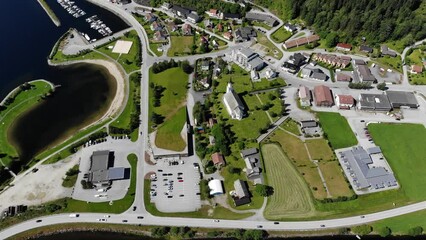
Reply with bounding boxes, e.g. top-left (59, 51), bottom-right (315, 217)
top-left (223, 83), bottom-right (245, 120)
